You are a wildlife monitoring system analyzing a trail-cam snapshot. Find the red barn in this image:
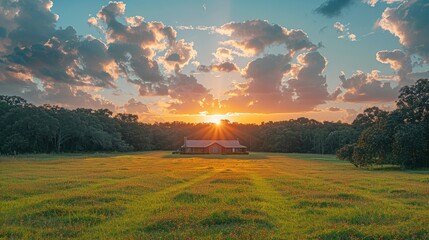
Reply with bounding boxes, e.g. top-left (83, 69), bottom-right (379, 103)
top-left (180, 138), bottom-right (248, 154)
